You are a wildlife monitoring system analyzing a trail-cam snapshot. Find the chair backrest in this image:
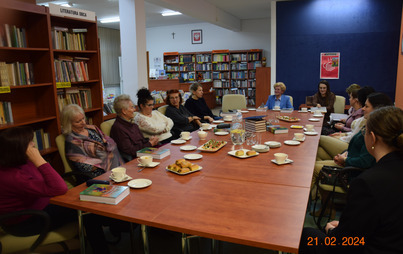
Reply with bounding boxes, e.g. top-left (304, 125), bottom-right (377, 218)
top-left (100, 119), bottom-right (116, 137)
top-left (55, 134), bottom-right (72, 175)
top-left (287, 95), bottom-right (293, 107)
top-left (221, 94), bottom-right (247, 113)
top-left (334, 95), bottom-right (346, 114)
top-left (157, 105), bottom-right (169, 115)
